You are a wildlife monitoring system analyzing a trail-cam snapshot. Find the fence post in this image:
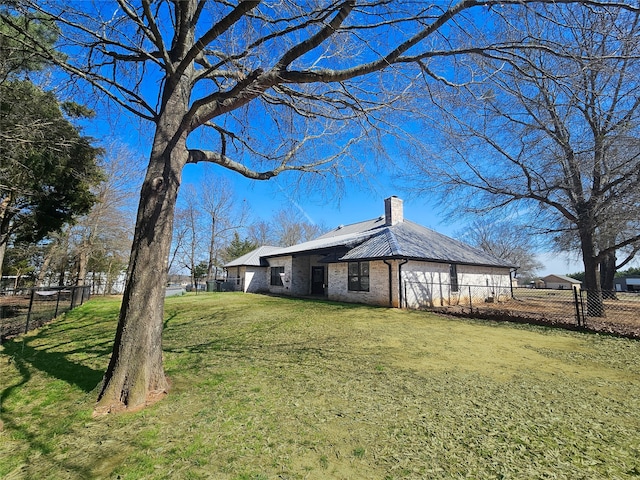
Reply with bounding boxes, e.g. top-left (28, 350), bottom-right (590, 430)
top-left (469, 286), bottom-right (473, 313)
top-left (71, 286), bottom-right (77, 310)
top-left (54, 288), bottom-right (62, 317)
top-left (24, 288), bottom-right (36, 334)
top-left (573, 287), bottom-right (584, 327)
